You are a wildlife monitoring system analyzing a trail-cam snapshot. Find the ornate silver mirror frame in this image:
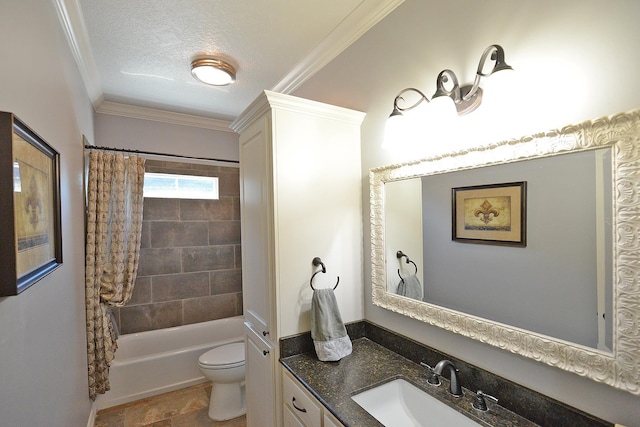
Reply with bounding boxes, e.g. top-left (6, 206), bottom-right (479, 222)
top-left (370, 110), bottom-right (640, 394)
